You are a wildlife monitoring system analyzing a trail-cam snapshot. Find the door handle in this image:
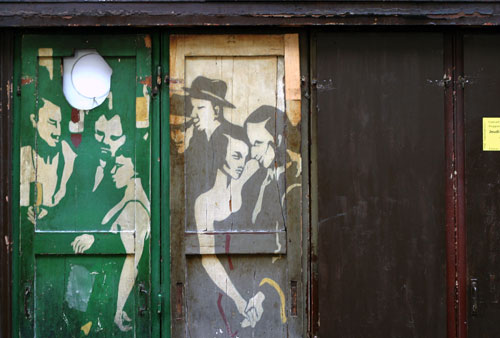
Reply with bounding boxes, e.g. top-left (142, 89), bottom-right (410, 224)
top-left (471, 278), bottom-right (479, 316)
